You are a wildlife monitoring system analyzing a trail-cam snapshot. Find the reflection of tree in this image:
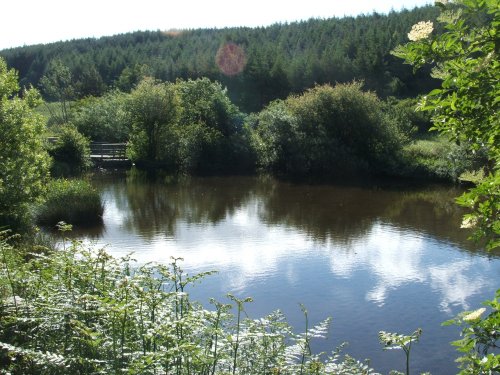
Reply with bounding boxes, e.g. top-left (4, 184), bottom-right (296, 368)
top-left (109, 169), bottom-right (258, 239)
top-left (381, 186), bottom-right (476, 248)
top-left (255, 179), bottom-right (491, 253)
top-left (254, 180), bottom-right (378, 245)
top-left (91, 171), bottom-right (497, 256)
